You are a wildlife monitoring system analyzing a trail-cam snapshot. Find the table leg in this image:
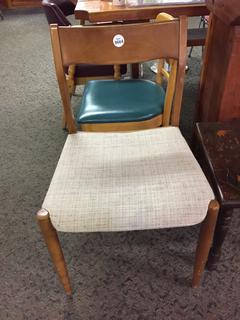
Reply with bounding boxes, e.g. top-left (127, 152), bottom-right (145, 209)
top-left (207, 207), bottom-right (234, 269)
top-left (131, 63), bottom-right (140, 79)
